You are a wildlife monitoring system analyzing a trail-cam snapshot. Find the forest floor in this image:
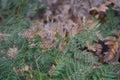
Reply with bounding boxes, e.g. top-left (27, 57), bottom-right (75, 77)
top-left (0, 0), bottom-right (120, 80)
